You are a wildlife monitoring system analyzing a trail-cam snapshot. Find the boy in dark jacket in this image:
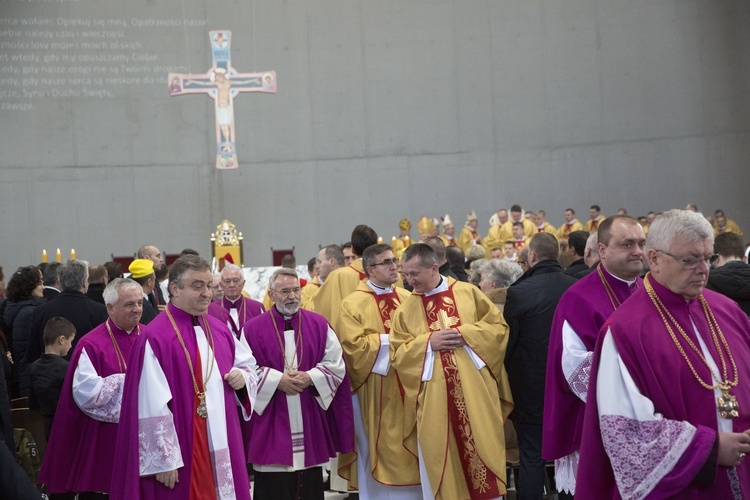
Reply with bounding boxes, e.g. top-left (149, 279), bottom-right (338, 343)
top-left (29, 317), bottom-right (75, 440)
